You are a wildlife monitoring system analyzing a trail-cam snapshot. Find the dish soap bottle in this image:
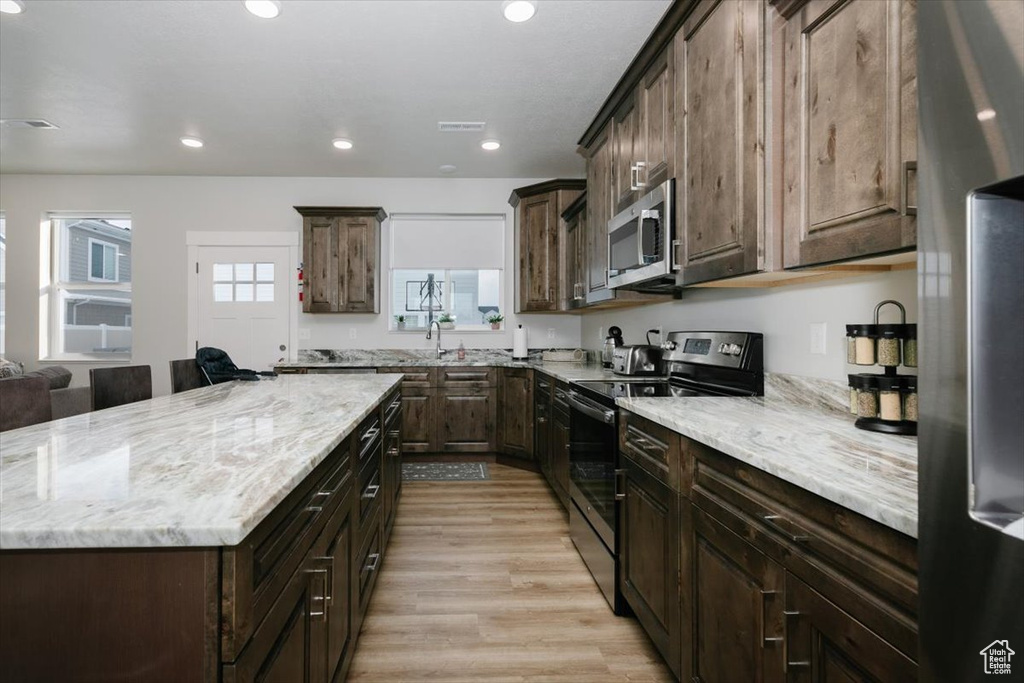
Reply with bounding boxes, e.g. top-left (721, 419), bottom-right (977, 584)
top-left (457, 340), bottom-right (466, 361)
